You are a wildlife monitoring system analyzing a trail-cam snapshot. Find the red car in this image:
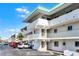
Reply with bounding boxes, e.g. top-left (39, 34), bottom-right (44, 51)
top-left (9, 42), bottom-right (17, 48)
